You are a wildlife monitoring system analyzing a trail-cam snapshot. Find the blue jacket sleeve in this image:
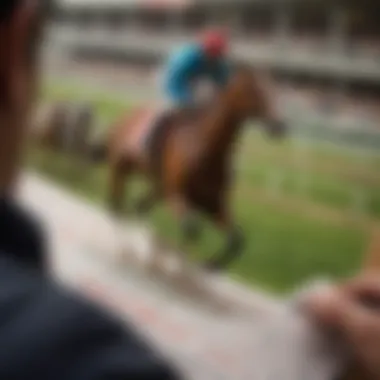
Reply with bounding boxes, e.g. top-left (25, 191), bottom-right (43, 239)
top-left (172, 84), bottom-right (192, 104)
top-left (164, 46), bottom-right (200, 104)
